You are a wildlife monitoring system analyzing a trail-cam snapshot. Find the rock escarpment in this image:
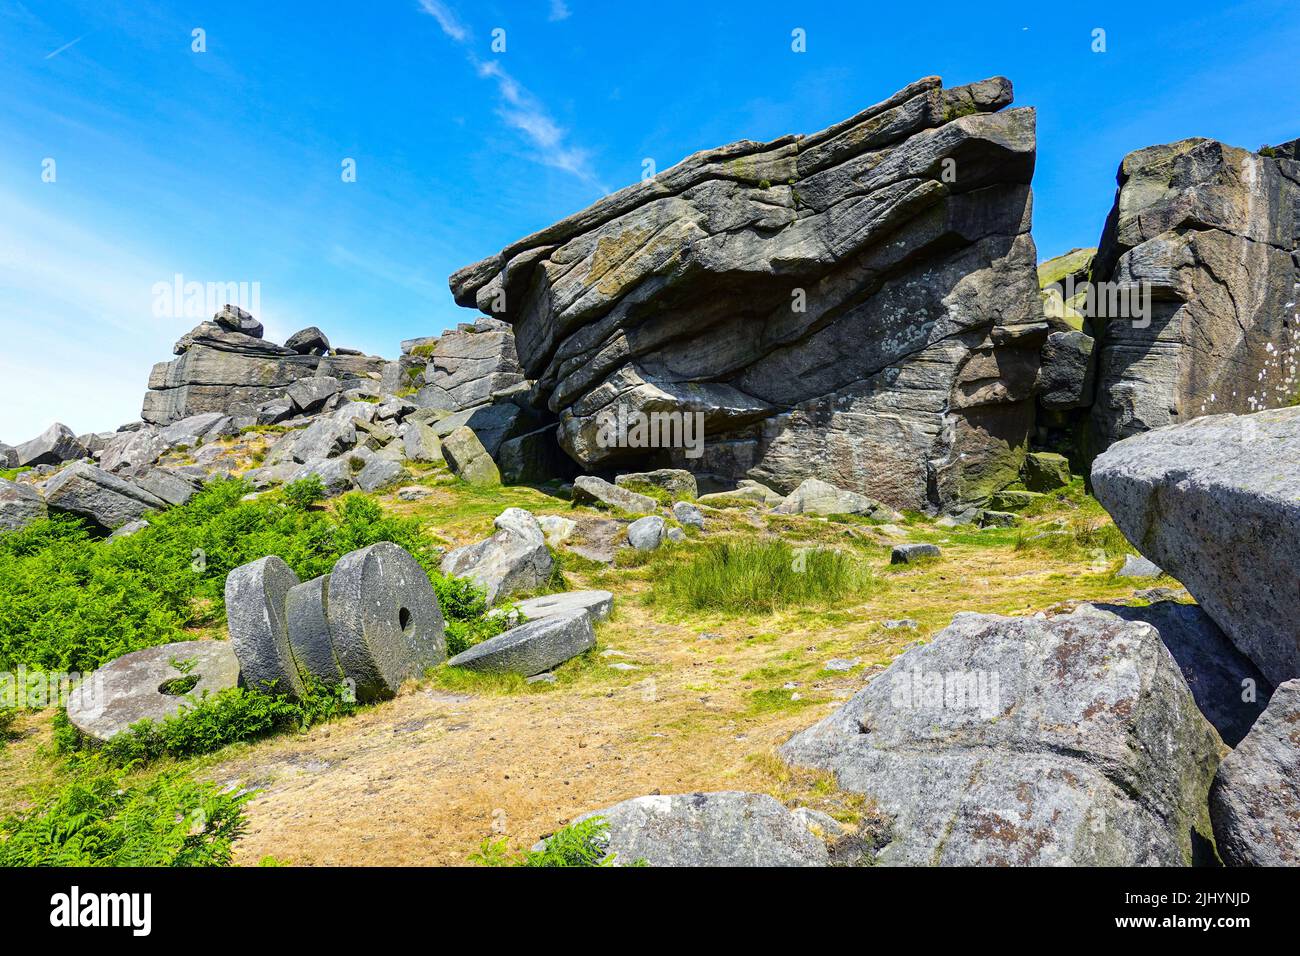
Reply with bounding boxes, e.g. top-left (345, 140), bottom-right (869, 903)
top-left (450, 76), bottom-right (1043, 511)
top-left (1087, 137), bottom-right (1300, 454)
